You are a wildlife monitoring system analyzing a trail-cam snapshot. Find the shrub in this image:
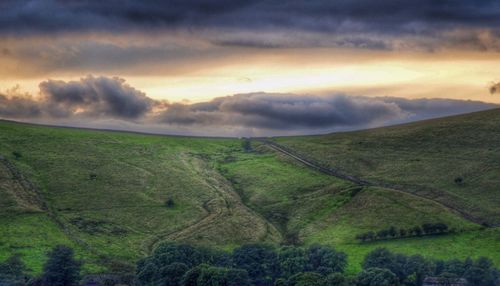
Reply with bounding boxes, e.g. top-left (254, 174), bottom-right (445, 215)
top-left (12, 151), bottom-right (22, 160)
top-left (242, 139), bottom-right (252, 152)
top-left (165, 198), bottom-right (175, 208)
